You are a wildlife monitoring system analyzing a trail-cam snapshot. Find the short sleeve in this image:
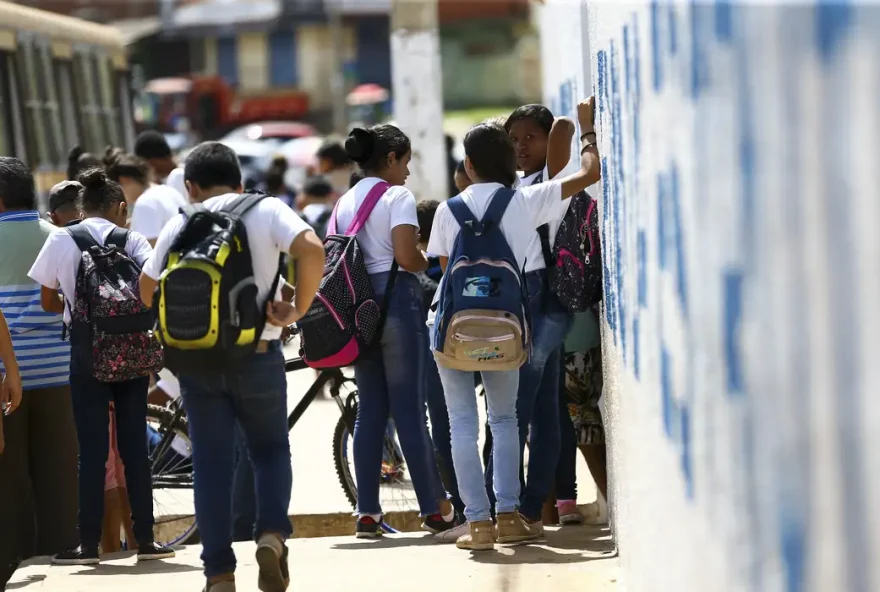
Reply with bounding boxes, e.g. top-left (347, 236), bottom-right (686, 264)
top-left (519, 180), bottom-right (564, 227)
top-left (125, 230), bottom-right (154, 268)
top-left (387, 187), bottom-right (419, 231)
top-left (267, 197), bottom-right (312, 253)
top-left (28, 230), bottom-right (64, 289)
top-left (141, 215), bottom-right (184, 280)
top-left (426, 202), bottom-right (453, 258)
top-left (165, 167), bottom-right (187, 200)
top-left (130, 196), bottom-right (165, 241)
